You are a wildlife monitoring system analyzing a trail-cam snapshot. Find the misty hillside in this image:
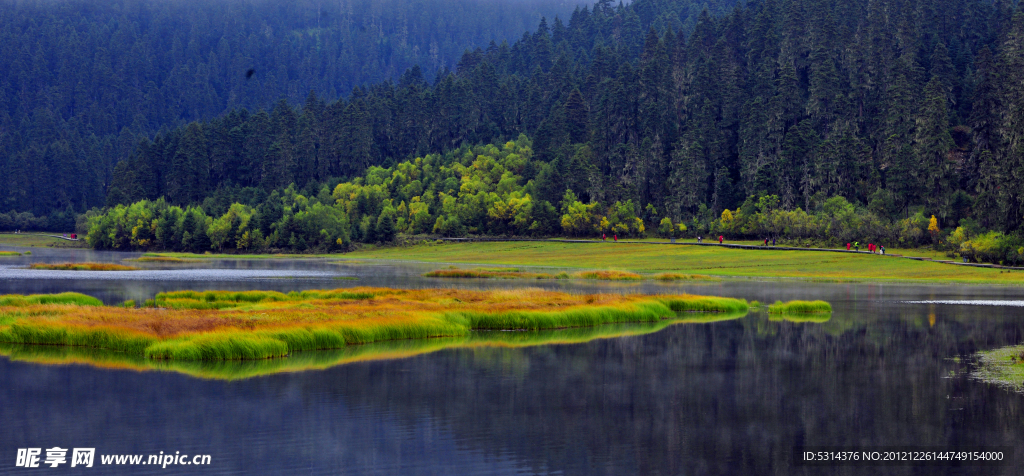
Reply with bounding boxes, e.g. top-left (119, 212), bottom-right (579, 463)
top-left (0, 0), bottom-right (580, 217)
top-left (109, 0), bottom-right (1020, 225)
